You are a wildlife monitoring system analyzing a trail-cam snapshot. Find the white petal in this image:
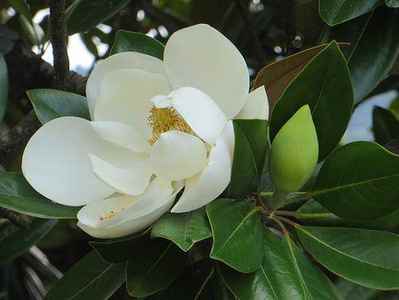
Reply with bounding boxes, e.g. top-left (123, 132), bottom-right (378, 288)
top-left (164, 24), bottom-right (250, 119)
top-left (150, 130), bottom-right (208, 181)
top-left (221, 121), bottom-right (235, 160)
top-left (77, 178), bottom-right (177, 239)
top-left (169, 87), bottom-right (227, 145)
top-left (89, 153), bottom-right (152, 196)
top-left (22, 117), bottom-right (115, 206)
top-left (235, 86), bottom-right (269, 120)
top-left (91, 121), bottom-right (151, 153)
top-left (171, 134), bottom-right (232, 213)
top-left (86, 52), bottom-right (166, 116)
top-left (94, 69), bottom-right (170, 138)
